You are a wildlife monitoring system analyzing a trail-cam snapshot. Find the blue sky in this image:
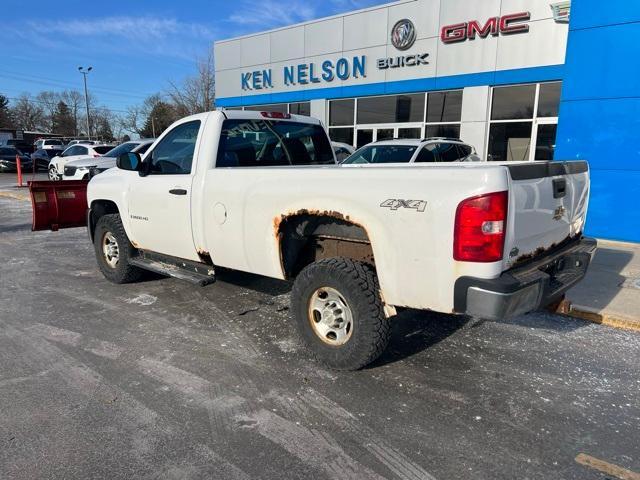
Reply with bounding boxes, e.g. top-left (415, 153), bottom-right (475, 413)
top-left (2, 0), bottom-right (383, 114)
